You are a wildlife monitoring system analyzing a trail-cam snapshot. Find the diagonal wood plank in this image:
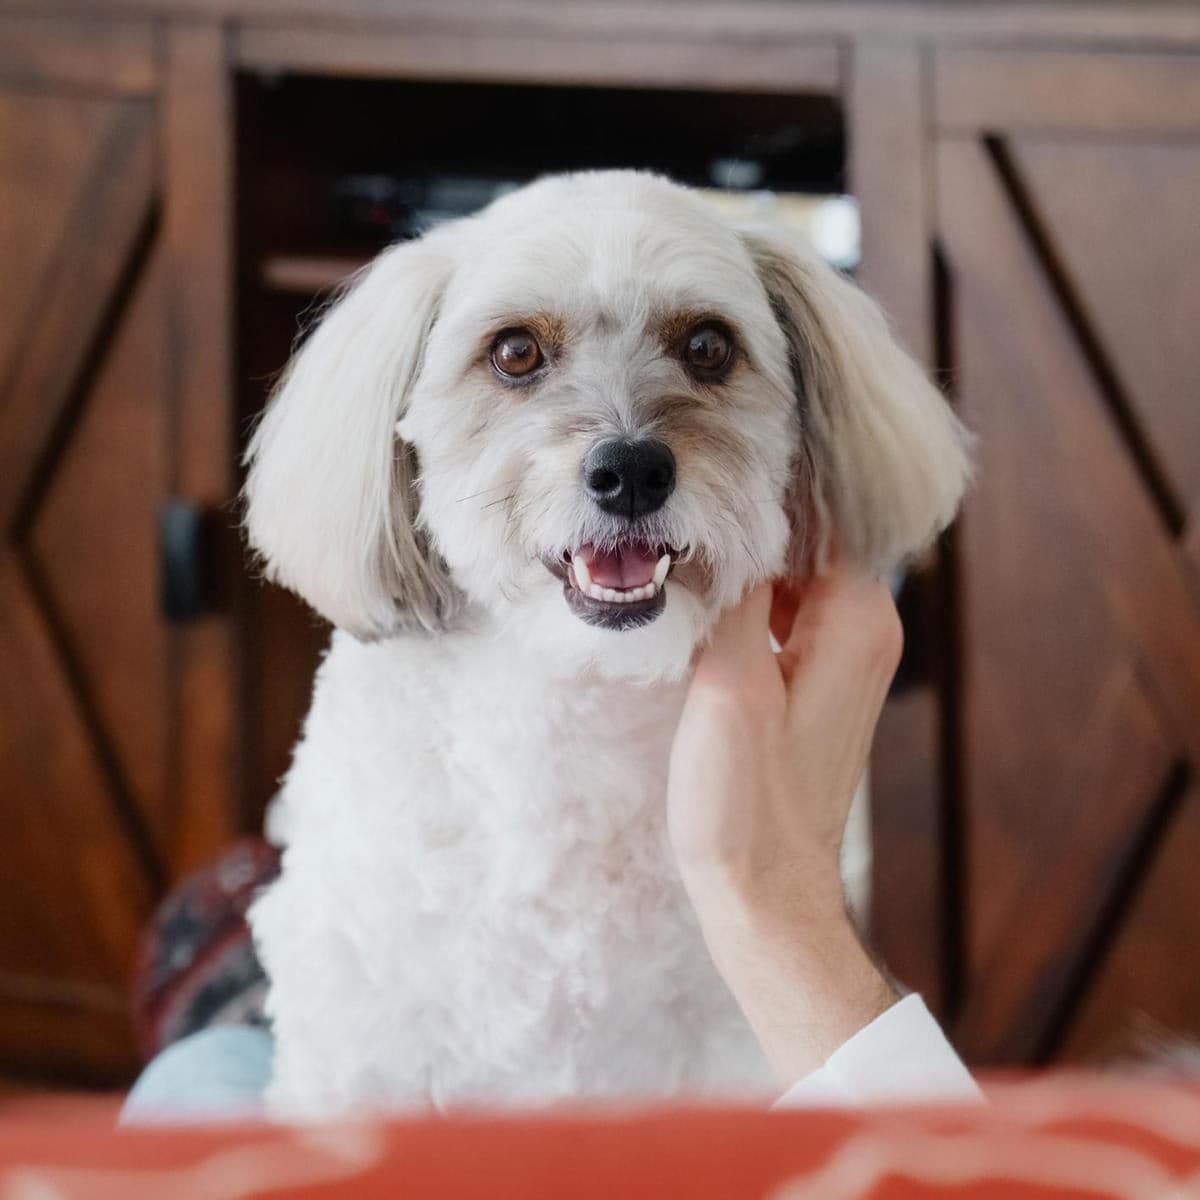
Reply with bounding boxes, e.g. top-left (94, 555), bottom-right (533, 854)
top-left (937, 137), bottom-right (1200, 1037)
top-left (0, 566), bottom-right (154, 990)
top-left (1059, 778), bottom-right (1200, 1063)
top-left (940, 137), bottom-right (1200, 770)
top-left (27, 248), bottom-right (172, 866)
top-left (0, 92), bottom-right (123, 390)
top-left (0, 96), bottom-right (157, 533)
top-left (1011, 138), bottom-right (1200, 522)
top-left (953, 663), bottom-right (1179, 1062)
